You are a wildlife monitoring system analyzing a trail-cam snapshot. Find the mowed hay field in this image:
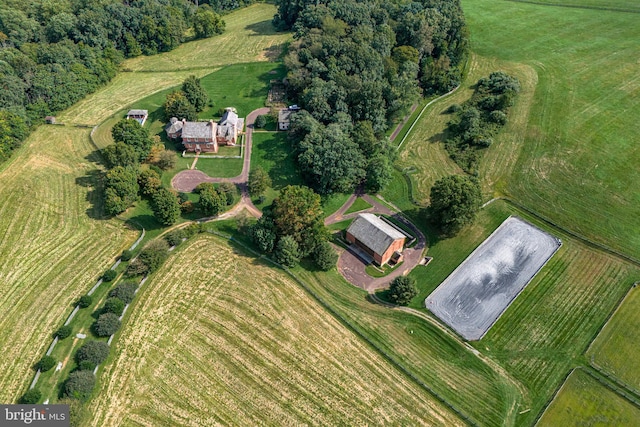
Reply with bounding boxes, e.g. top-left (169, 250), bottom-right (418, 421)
top-left (0, 126), bottom-right (136, 402)
top-left (538, 369), bottom-right (640, 426)
top-left (90, 234), bottom-right (462, 427)
top-left (517, 0), bottom-right (640, 13)
top-left (122, 3), bottom-right (290, 72)
top-left (403, 0), bottom-right (640, 258)
top-left (587, 287), bottom-right (640, 391)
